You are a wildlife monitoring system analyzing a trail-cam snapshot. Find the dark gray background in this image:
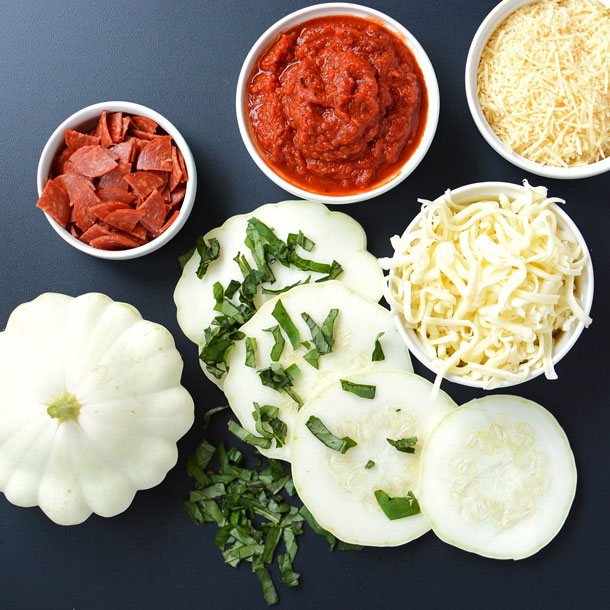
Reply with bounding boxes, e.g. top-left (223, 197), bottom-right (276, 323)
top-left (0, 1), bottom-right (608, 608)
